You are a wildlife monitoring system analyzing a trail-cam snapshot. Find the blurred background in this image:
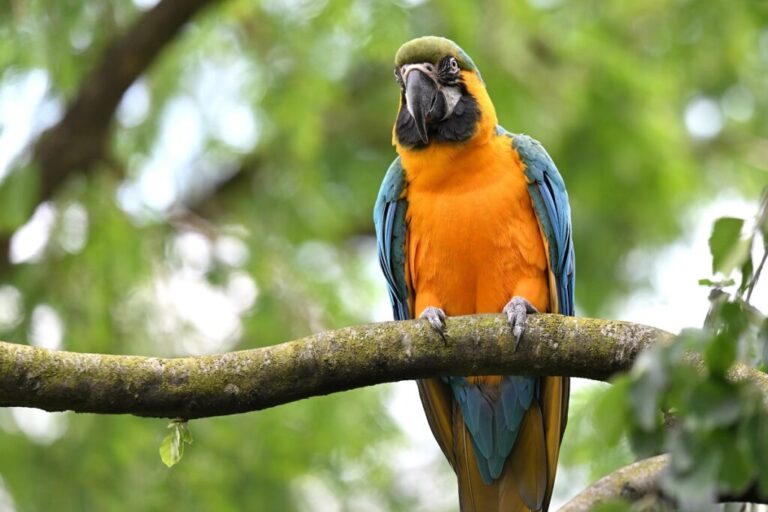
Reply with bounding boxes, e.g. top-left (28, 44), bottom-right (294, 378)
top-left (0, 0), bottom-right (766, 510)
